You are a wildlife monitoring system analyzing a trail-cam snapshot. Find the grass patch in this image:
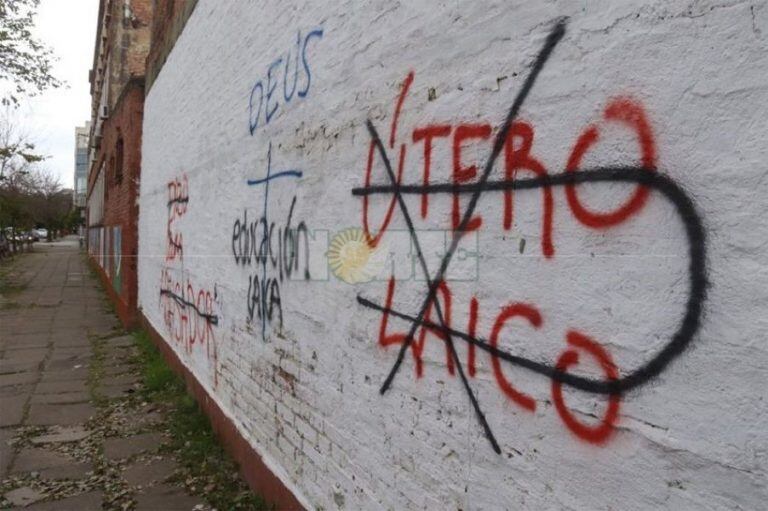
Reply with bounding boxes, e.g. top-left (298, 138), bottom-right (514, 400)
top-left (132, 330), bottom-right (270, 510)
top-left (0, 256), bottom-right (25, 296)
top-left (135, 331), bottom-right (180, 396)
top-left (0, 256), bottom-right (26, 309)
